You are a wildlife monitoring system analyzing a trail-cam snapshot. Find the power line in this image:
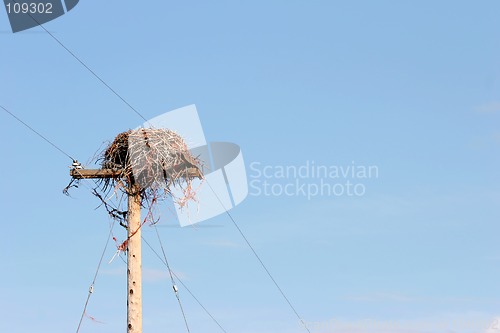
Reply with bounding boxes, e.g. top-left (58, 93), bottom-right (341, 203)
top-left (142, 236), bottom-right (228, 333)
top-left (153, 223), bottom-right (191, 333)
top-left (0, 102), bottom-right (228, 333)
top-left (76, 220), bottom-right (115, 333)
top-left (0, 104), bottom-right (75, 160)
top-left (205, 180), bottom-right (311, 333)
top-left (10, 0), bottom-right (149, 123)
top-left (41, 30), bottom-right (149, 123)
top-left (7, 6), bottom-right (310, 331)
top-left (2, 90), bottom-right (308, 333)
top-left (0, 106), bottom-right (126, 331)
